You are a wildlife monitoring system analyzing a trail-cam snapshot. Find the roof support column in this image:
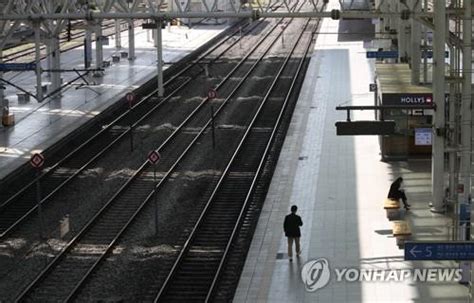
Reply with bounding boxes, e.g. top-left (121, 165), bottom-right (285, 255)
top-left (431, 0), bottom-right (446, 213)
top-left (50, 35), bottom-right (62, 99)
top-left (410, 0), bottom-right (421, 84)
top-left (94, 22), bottom-right (104, 77)
top-left (34, 23), bottom-right (43, 103)
top-left (398, 16), bottom-right (408, 61)
top-left (46, 43), bottom-right (52, 78)
top-left (128, 19), bottom-right (135, 61)
top-left (115, 20), bottom-right (122, 49)
top-left (84, 22), bottom-right (93, 69)
top-left (0, 52), bottom-right (7, 118)
top-left (155, 19), bottom-right (164, 97)
top-left (460, 0), bottom-right (472, 202)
